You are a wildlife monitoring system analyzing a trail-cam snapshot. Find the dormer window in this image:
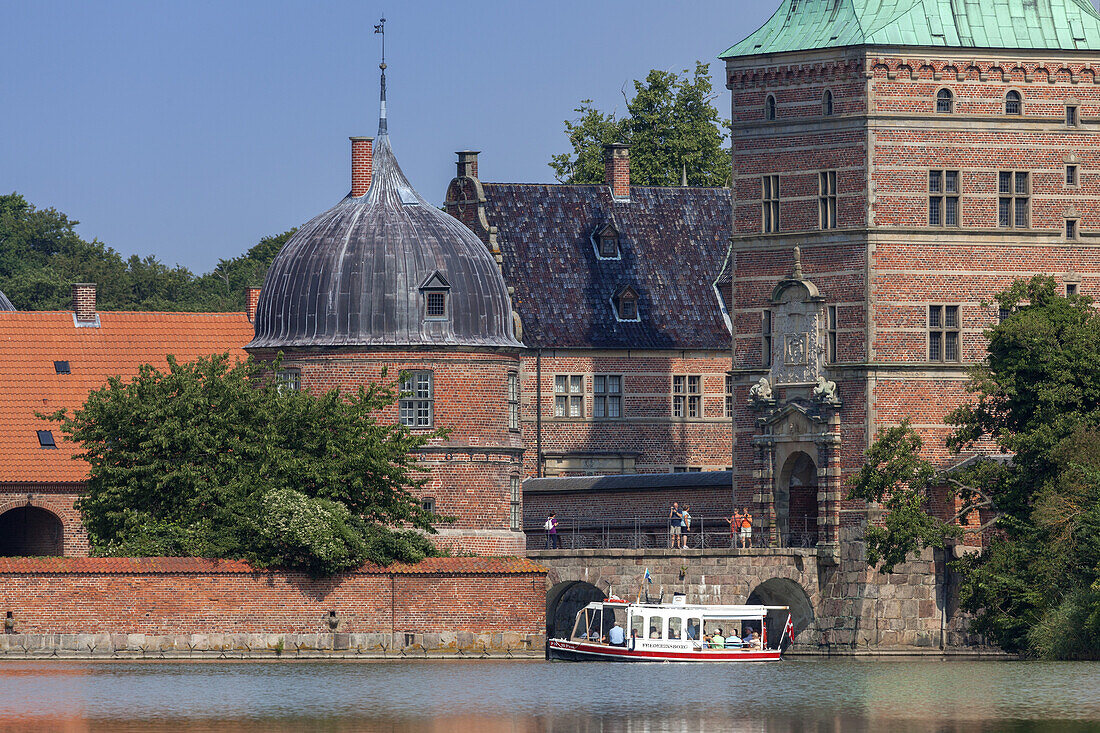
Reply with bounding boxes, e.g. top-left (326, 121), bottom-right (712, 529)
top-left (419, 271), bottom-right (451, 321)
top-left (613, 286), bottom-right (640, 322)
top-left (592, 223), bottom-right (621, 259)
